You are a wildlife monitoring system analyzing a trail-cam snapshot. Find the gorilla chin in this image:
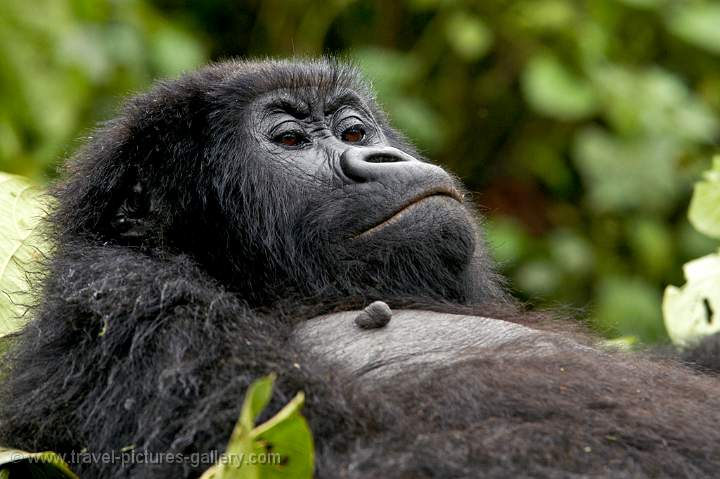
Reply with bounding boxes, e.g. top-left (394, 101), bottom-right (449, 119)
top-left (1, 58), bottom-right (720, 479)
top-left (353, 189), bottom-right (465, 239)
top-left (344, 192), bottom-right (477, 296)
